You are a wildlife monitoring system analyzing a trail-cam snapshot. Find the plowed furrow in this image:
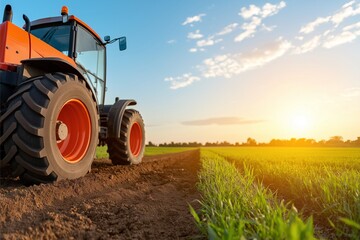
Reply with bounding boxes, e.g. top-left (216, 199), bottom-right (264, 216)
top-left (0, 150), bottom-right (201, 240)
